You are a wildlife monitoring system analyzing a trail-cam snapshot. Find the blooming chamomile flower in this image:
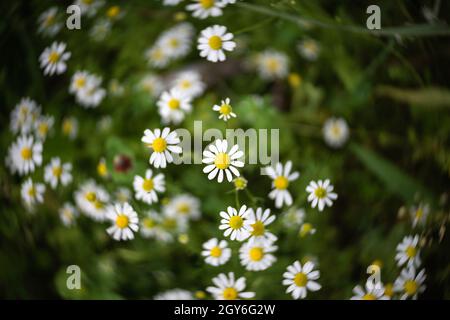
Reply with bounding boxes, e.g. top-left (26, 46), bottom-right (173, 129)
top-left (410, 203), bottom-right (429, 228)
top-left (133, 169), bottom-right (165, 204)
top-left (139, 74), bottom-right (164, 98)
top-left (233, 176), bottom-right (247, 190)
top-left (69, 70), bottom-right (90, 94)
top-left (198, 25), bottom-right (236, 62)
top-left (39, 42), bottom-right (71, 76)
top-left (247, 207), bottom-right (277, 242)
top-left (297, 39), bottom-right (320, 61)
top-left (157, 88), bottom-right (192, 125)
top-left (202, 139), bottom-right (244, 183)
top-left (115, 187), bottom-right (131, 203)
top-left (213, 98), bottom-right (236, 121)
top-left (34, 115), bottom-right (54, 140)
top-left (154, 289), bottom-right (194, 300)
top-left (255, 50), bottom-right (289, 80)
top-left (141, 128), bottom-right (182, 168)
top-left (239, 238), bottom-right (277, 271)
top-left (264, 161), bottom-right (299, 208)
top-left (163, 194), bottom-right (201, 221)
top-left (202, 238), bottom-right (231, 266)
top-left (157, 24), bottom-right (193, 59)
top-left (219, 205), bottom-right (252, 241)
top-left (140, 210), bottom-right (172, 242)
top-left (145, 45), bottom-right (171, 69)
top-left (61, 116), bottom-right (78, 139)
top-left (59, 203), bottom-right (79, 227)
top-left (283, 260), bottom-right (321, 299)
top-left (171, 70), bottom-right (205, 98)
top-left (395, 235), bottom-right (421, 267)
top-left (394, 265), bottom-right (426, 300)
top-left (323, 117), bottom-right (349, 148)
top-left (38, 7), bottom-right (62, 37)
top-left (76, 75), bottom-right (106, 108)
top-left (186, 0), bottom-right (225, 19)
top-left (206, 272), bottom-right (255, 300)
top-left (282, 208), bottom-right (305, 228)
top-left (21, 178), bottom-right (45, 208)
top-left (74, 180), bottom-right (110, 221)
top-left (306, 179), bottom-right (338, 211)
top-left (10, 97), bottom-right (40, 134)
top-left (351, 280), bottom-right (390, 300)
top-left (106, 202), bottom-right (139, 241)
top-left (44, 157), bottom-right (72, 189)
top-left (9, 135), bottom-right (43, 175)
